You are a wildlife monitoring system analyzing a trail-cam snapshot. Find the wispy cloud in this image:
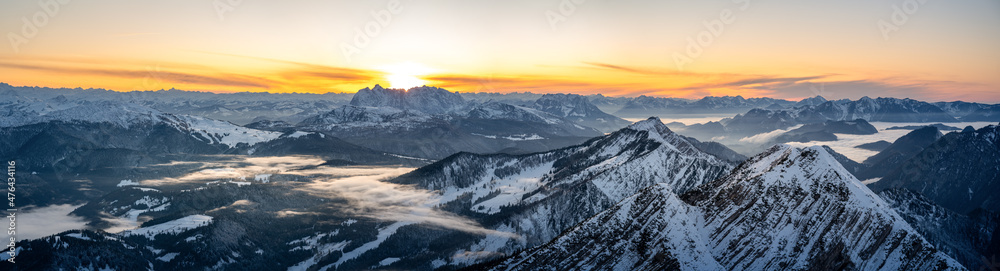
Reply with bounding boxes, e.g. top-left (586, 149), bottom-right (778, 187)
top-left (195, 52), bottom-right (381, 83)
top-left (582, 62), bottom-right (670, 76)
top-left (0, 62), bottom-right (276, 89)
top-left (738, 125), bottom-right (804, 145)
